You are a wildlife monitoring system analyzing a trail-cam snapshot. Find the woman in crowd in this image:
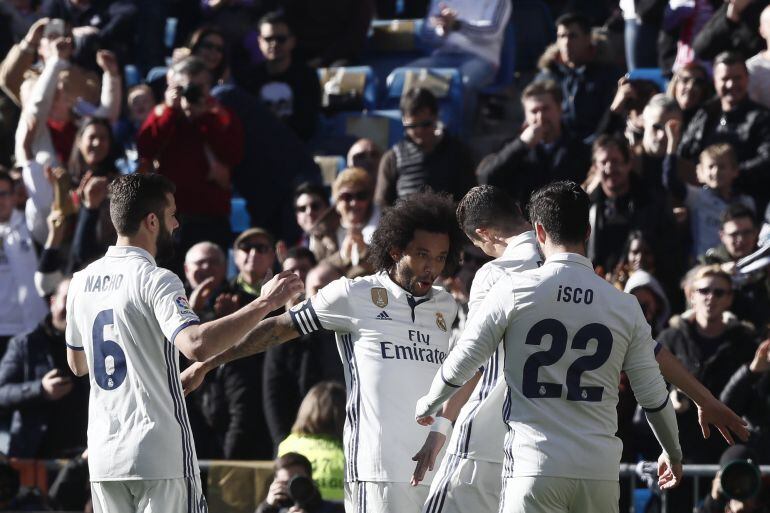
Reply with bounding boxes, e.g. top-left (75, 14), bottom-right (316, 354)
top-left (278, 381), bottom-right (345, 501)
top-left (666, 62), bottom-right (712, 131)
